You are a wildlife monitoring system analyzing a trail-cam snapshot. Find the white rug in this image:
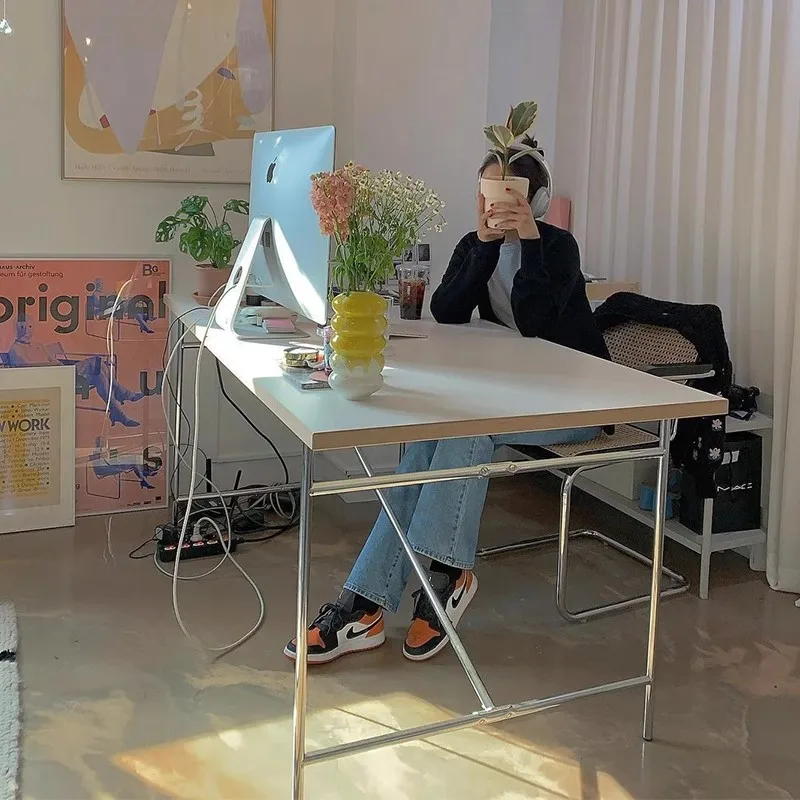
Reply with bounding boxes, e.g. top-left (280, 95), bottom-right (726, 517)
top-left (0, 605), bottom-right (19, 800)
